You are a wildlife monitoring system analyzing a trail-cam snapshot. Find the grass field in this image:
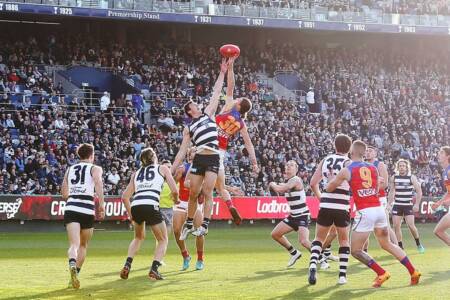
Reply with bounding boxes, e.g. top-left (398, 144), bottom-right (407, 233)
top-left (0, 223), bottom-right (448, 300)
